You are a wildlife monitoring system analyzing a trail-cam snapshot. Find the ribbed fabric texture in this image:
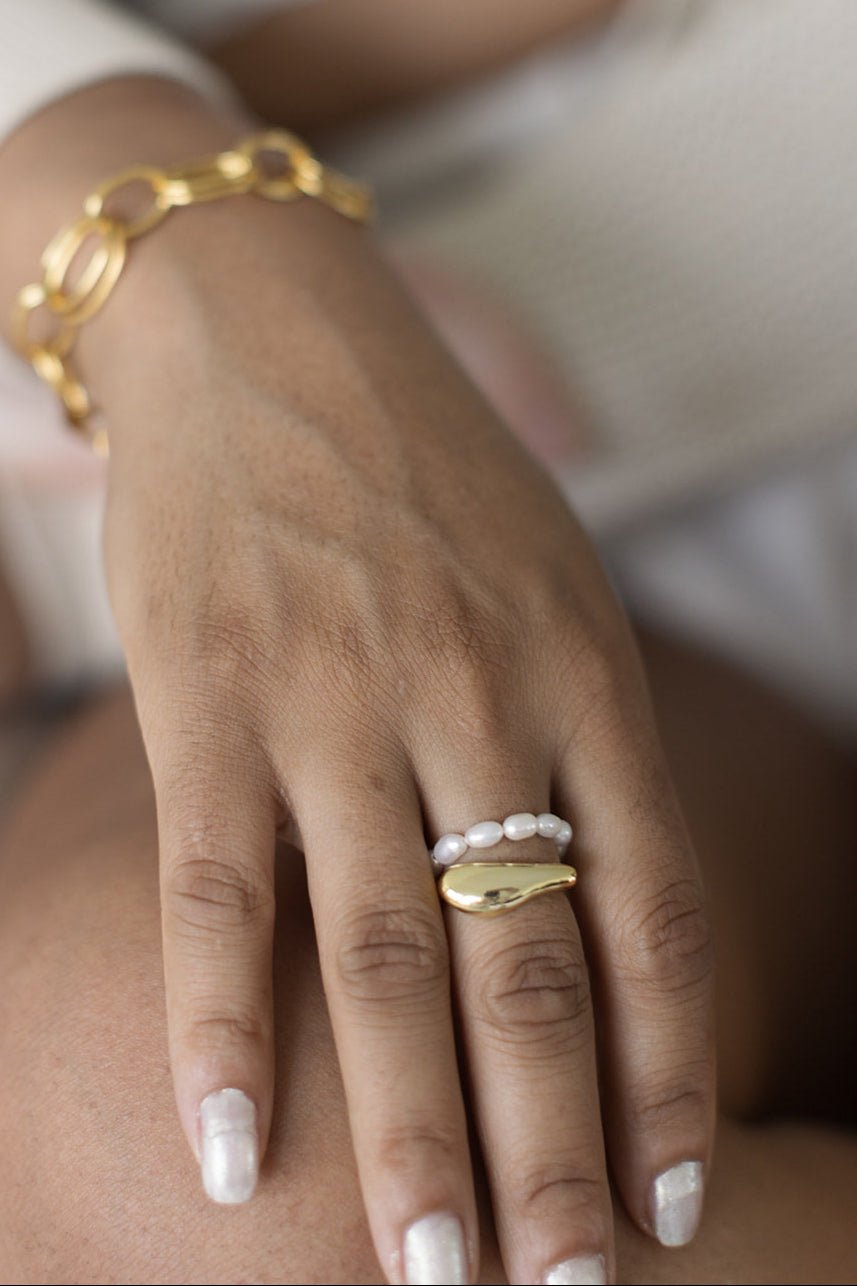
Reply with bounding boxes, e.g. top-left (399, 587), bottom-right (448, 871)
top-left (339, 0), bottom-right (857, 531)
